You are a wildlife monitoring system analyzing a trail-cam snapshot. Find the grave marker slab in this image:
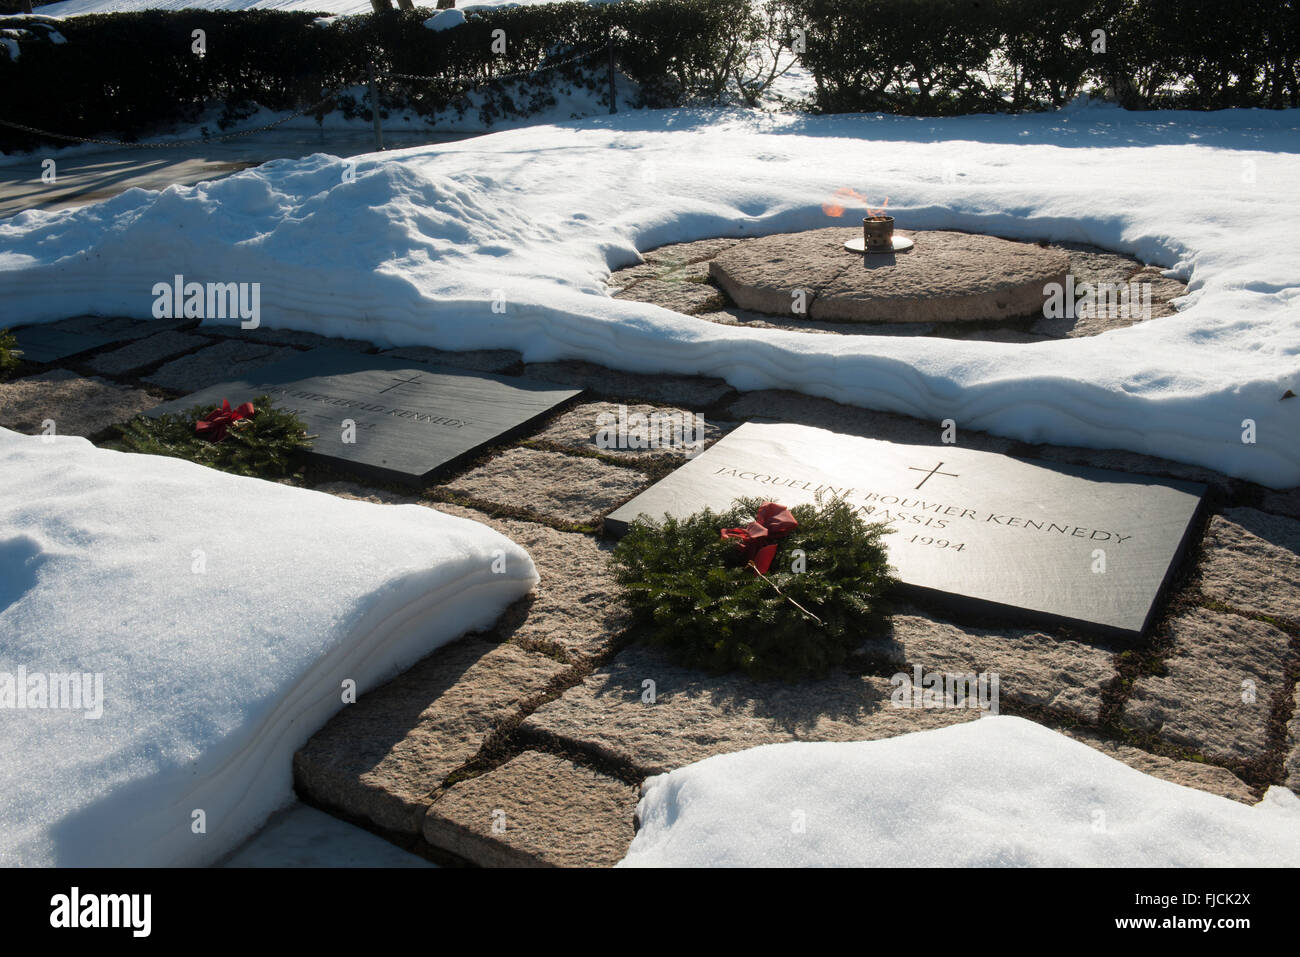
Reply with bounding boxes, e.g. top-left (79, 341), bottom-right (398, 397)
top-left (145, 348), bottom-right (582, 485)
top-left (606, 422), bottom-right (1206, 641)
